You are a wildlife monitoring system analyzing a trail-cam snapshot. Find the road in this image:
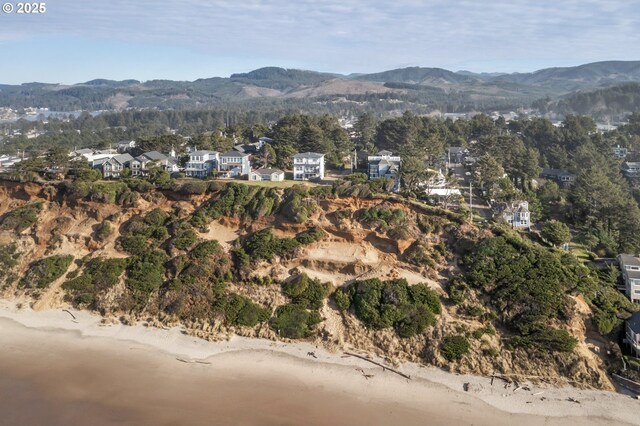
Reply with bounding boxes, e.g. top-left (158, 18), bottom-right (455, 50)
top-left (449, 163), bottom-right (493, 219)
